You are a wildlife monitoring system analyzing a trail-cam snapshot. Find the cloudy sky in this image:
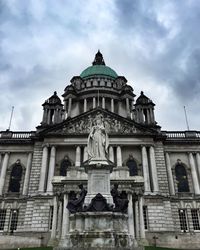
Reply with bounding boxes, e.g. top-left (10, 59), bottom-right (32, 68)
top-left (0, 0), bottom-right (200, 131)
